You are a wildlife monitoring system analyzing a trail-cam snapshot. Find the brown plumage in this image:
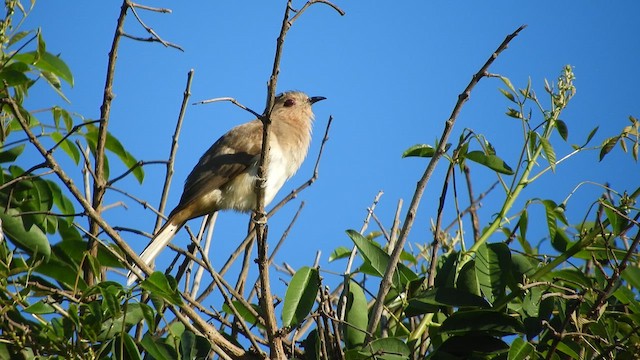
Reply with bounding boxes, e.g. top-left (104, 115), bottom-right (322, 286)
top-left (127, 91), bottom-right (325, 285)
